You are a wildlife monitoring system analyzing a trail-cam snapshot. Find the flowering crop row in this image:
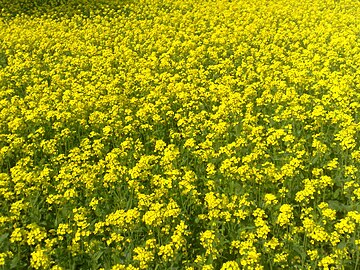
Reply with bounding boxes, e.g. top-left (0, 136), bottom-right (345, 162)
top-left (1, 0), bottom-right (360, 269)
